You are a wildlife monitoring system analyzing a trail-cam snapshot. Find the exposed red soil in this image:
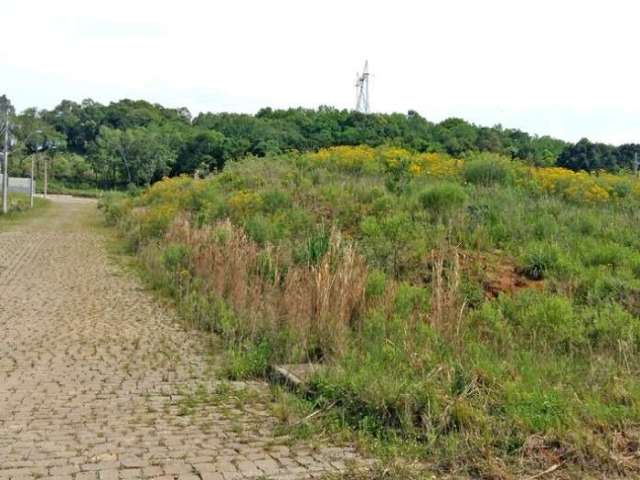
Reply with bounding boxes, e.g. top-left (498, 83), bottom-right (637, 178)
top-left (461, 250), bottom-right (545, 298)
